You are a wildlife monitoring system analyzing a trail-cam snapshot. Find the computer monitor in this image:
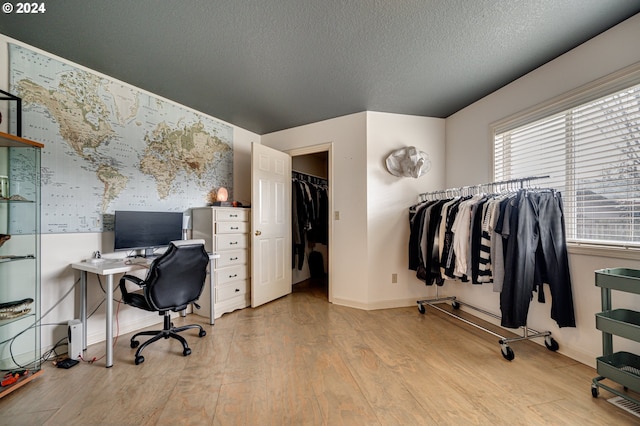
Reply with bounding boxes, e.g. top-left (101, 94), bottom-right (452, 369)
top-left (113, 210), bottom-right (184, 257)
